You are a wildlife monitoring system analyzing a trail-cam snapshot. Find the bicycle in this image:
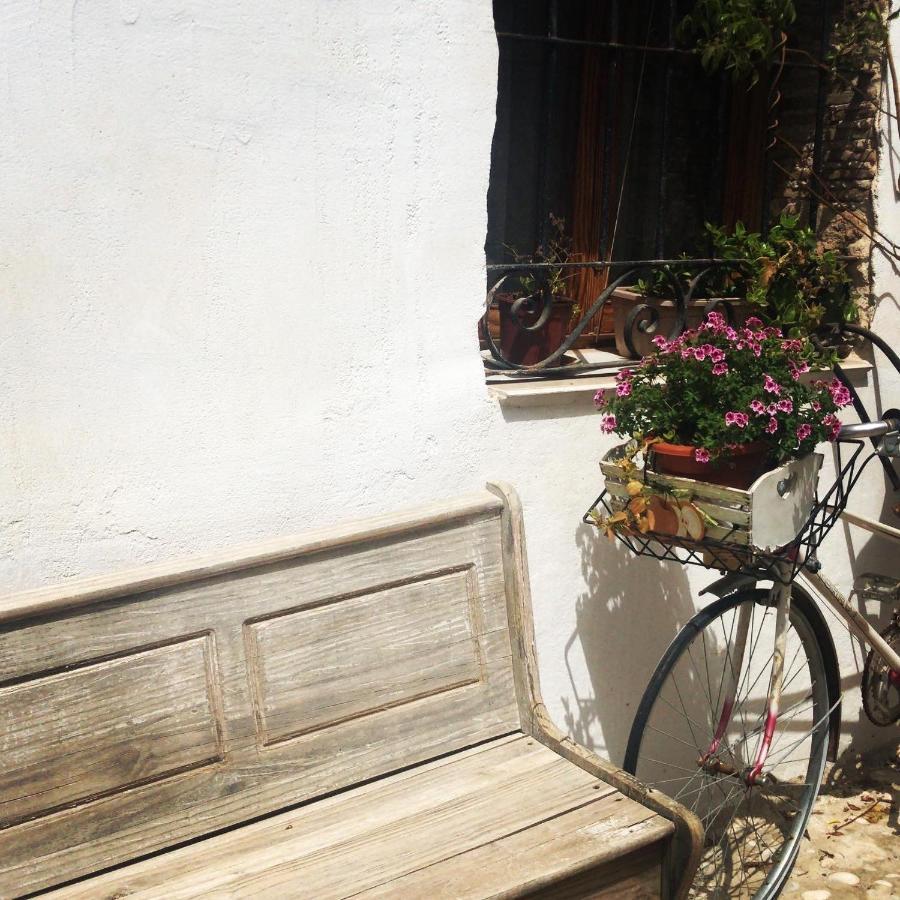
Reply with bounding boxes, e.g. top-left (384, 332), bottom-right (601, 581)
top-left (584, 324), bottom-right (900, 898)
